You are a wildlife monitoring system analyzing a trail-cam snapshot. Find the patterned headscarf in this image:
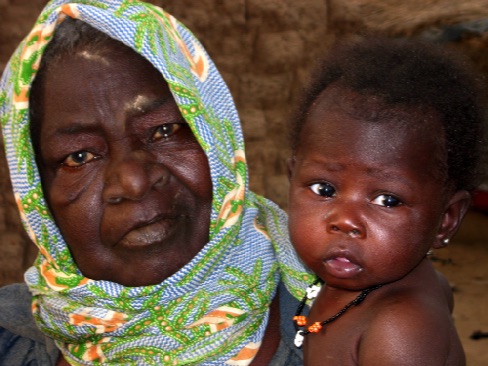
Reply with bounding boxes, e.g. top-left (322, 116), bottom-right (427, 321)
top-left (0, 0), bottom-right (311, 364)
